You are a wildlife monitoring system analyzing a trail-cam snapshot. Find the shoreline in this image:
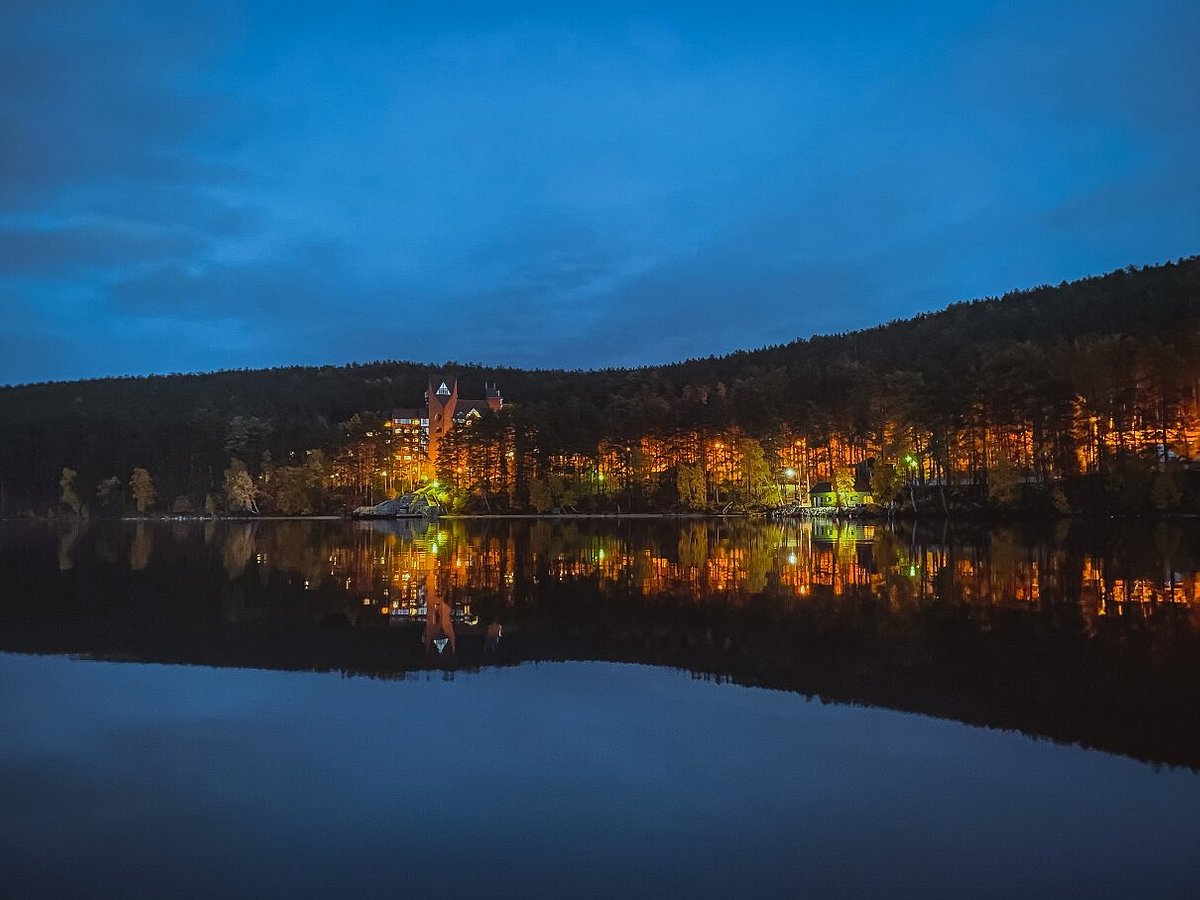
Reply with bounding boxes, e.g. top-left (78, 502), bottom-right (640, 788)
top-left (3, 510), bottom-right (1198, 524)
